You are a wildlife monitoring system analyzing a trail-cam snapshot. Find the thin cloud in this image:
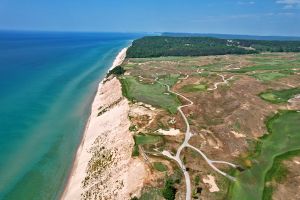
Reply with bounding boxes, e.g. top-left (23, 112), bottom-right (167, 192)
top-left (276, 0), bottom-right (300, 9)
top-left (238, 1), bottom-right (255, 5)
top-left (191, 12), bottom-right (297, 23)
